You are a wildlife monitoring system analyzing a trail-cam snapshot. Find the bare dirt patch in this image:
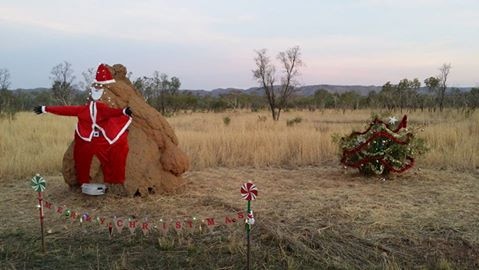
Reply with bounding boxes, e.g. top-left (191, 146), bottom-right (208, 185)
top-left (1, 166), bottom-right (478, 269)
